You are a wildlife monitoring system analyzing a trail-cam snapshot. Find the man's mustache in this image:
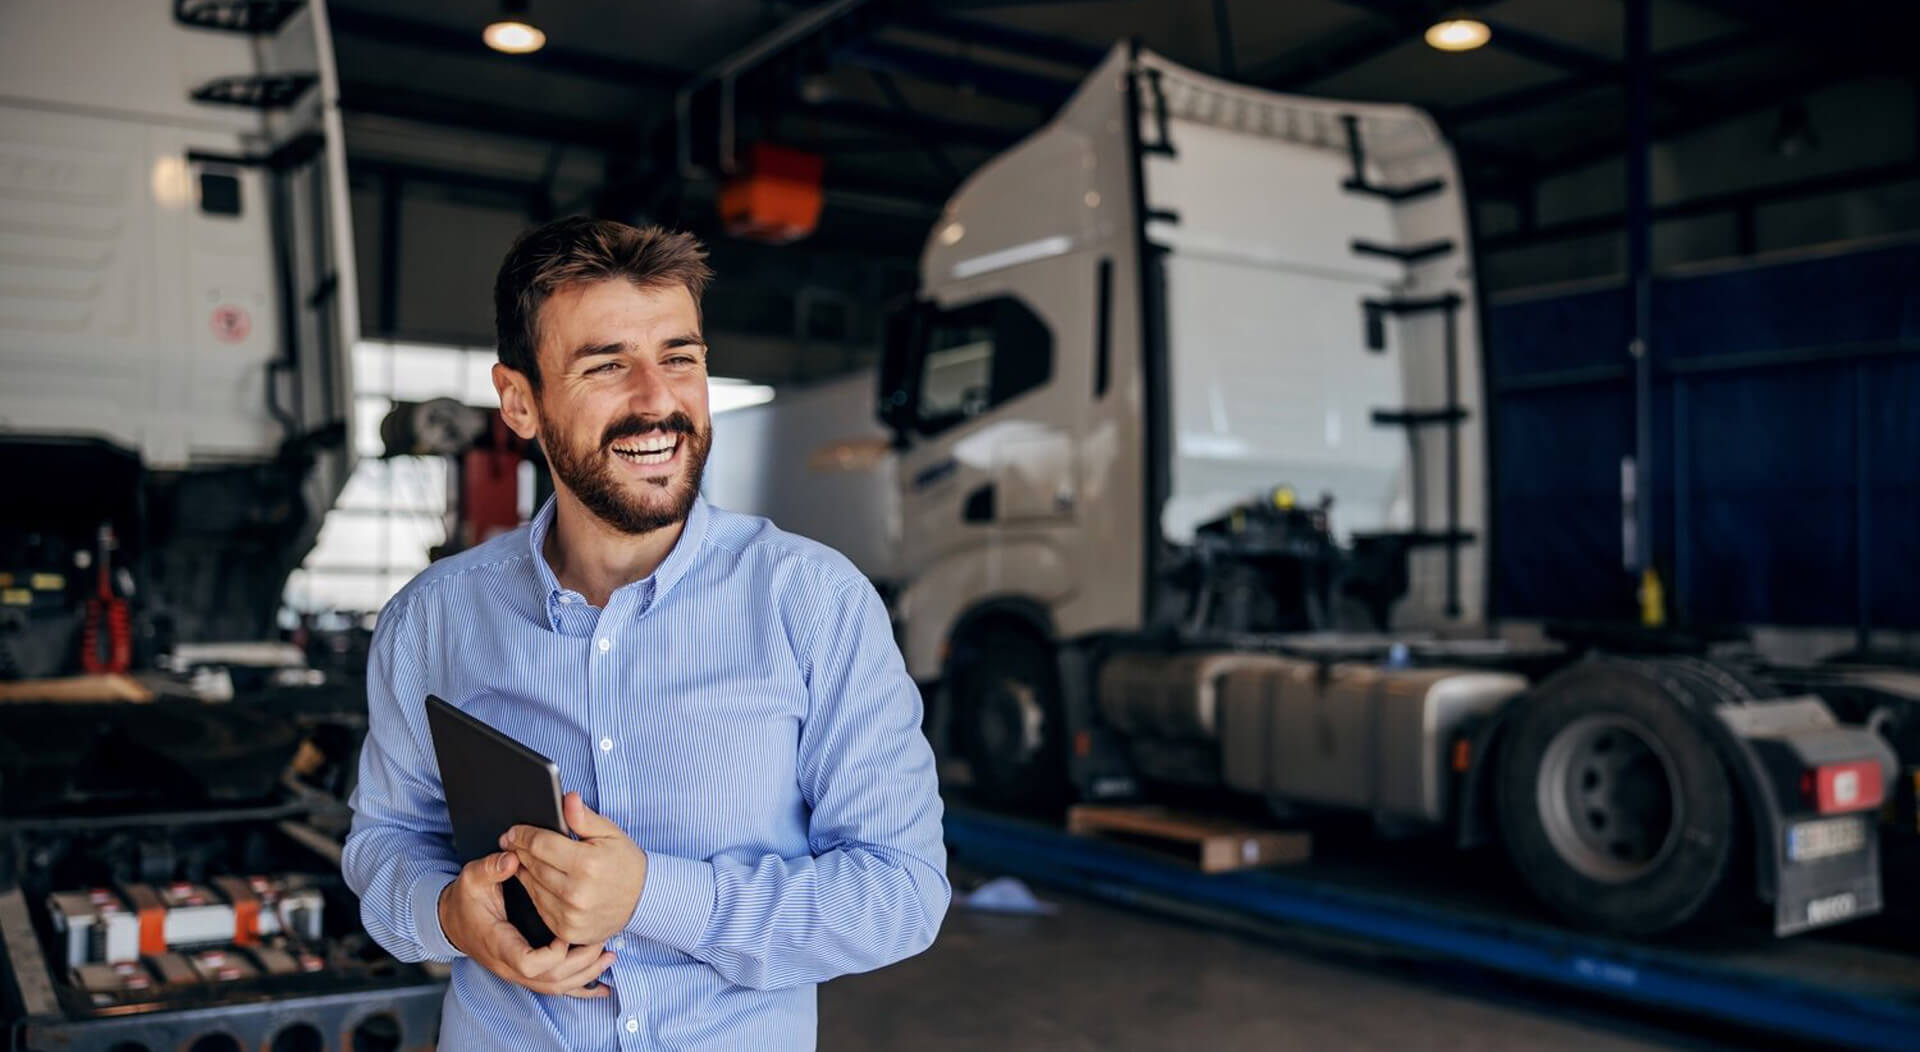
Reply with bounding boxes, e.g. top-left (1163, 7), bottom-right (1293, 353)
top-left (601, 412), bottom-right (700, 446)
